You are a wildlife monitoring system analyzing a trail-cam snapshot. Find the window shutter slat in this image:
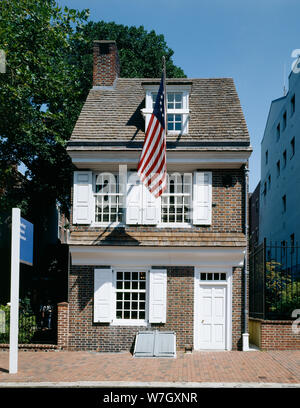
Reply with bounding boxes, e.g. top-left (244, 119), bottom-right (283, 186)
top-left (193, 171), bottom-right (212, 225)
top-left (142, 184), bottom-right (161, 225)
top-left (149, 269), bottom-right (167, 323)
top-left (126, 172), bottom-right (142, 224)
top-left (94, 268), bottom-right (113, 323)
top-left (73, 171), bottom-right (93, 224)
